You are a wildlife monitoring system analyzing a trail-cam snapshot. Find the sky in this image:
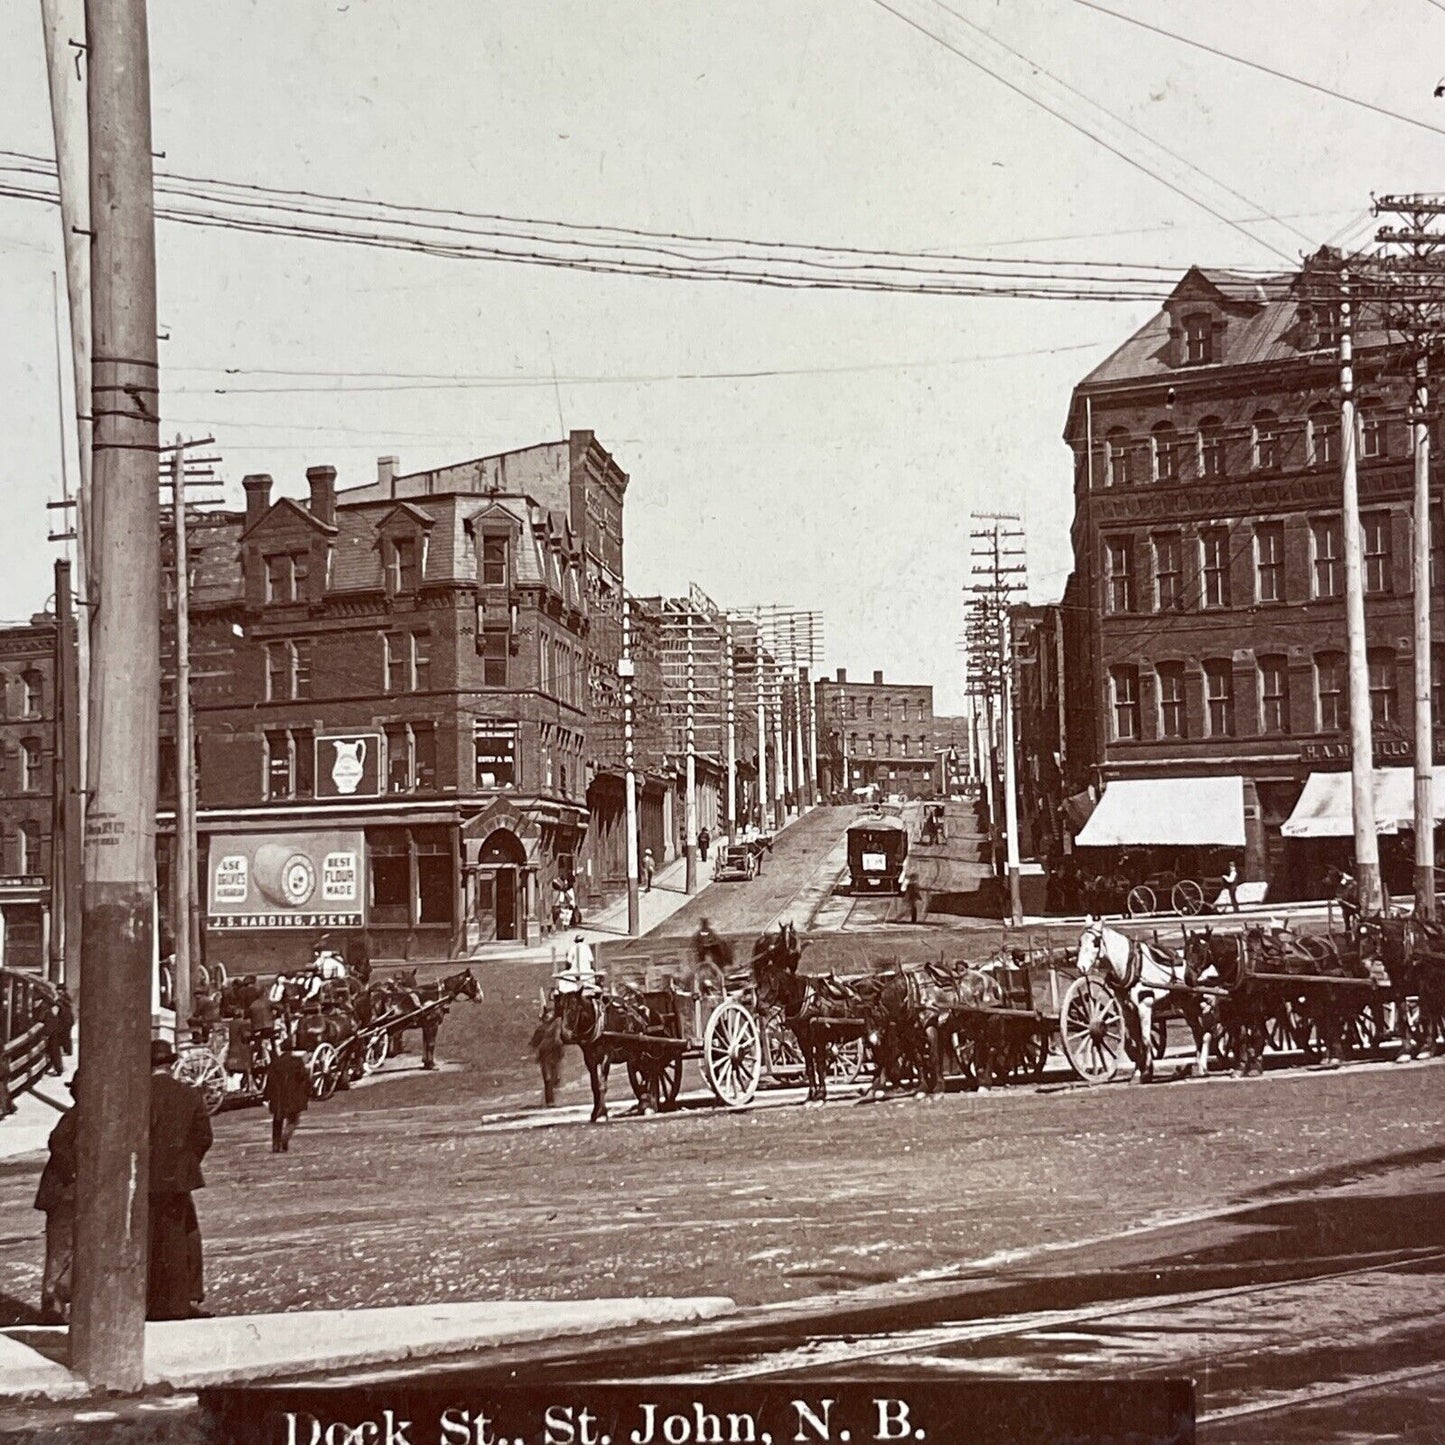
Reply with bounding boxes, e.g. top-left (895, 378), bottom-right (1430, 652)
top-left (1, 0), bottom-right (1441, 713)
